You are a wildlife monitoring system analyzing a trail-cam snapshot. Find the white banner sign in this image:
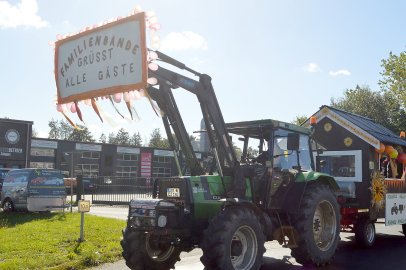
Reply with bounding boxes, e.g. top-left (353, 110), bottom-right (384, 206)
top-left (31, 139), bottom-right (58, 149)
top-left (154, 149), bottom-right (174, 157)
top-left (117, 146), bottom-right (140, 154)
top-left (385, 193), bottom-right (406, 226)
top-left (55, 13), bottom-right (147, 104)
top-left (75, 143), bottom-right (102, 152)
